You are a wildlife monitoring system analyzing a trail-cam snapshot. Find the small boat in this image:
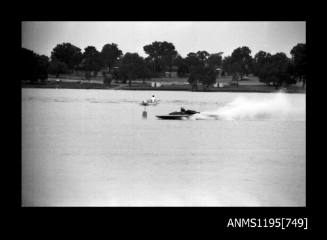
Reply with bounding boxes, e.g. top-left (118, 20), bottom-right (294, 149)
top-left (140, 99), bottom-right (160, 106)
top-left (156, 109), bottom-right (199, 120)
